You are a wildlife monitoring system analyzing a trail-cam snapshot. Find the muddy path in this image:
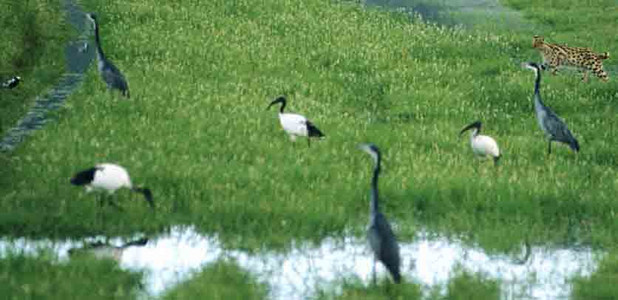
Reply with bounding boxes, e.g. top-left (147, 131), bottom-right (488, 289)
top-left (0, 0), bottom-right (93, 152)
